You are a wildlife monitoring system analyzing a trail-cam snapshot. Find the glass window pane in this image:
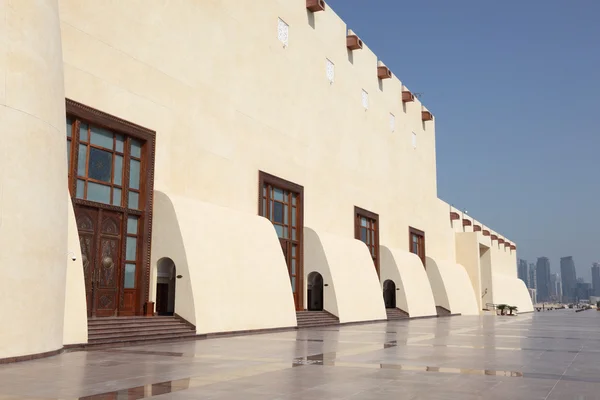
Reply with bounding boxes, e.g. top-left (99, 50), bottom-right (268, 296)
top-left (360, 217), bottom-right (367, 227)
top-left (291, 258), bottom-right (296, 274)
top-left (292, 245), bottom-right (296, 257)
top-left (283, 226), bottom-right (288, 238)
top-left (115, 134), bottom-right (124, 153)
top-left (371, 230), bottom-right (375, 245)
top-left (126, 237), bottom-right (137, 260)
top-left (127, 216), bottom-right (138, 235)
top-left (262, 186), bottom-right (266, 197)
top-left (261, 200), bottom-right (266, 217)
top-left (124, 263), bottom-right (136, 289)
top-left (292, 195), bottom-right (297, 206)
top-left (128, 192), bottom-right (139, 209)
top-left (361, 227), bottom-right (367, 242)
top-left (77, 144), bottom-right (87, 176)
top-left (131, 139), bottom-right (142, 158)
top-left (79, 123), bottom-right (88, 142)
top-left (76, 179), bottom-right (85, 199)
top-left (274, 224), bottom-right (284, 238)
top-left (88, 148), bottom-right (113, 182)
top-left (114, 155), bottom-right (123, 185)
top-left (66, 117), bottom-right (73, 138)
top-left (90, 126), bottom-right (114, 149)
top-left (292, 207), bottom-right (296, 226)
top-left (112, 188), bottom-right (122, 206)
top-left (284, 205), bottom-right (288, 225)
top-left (273, 202), bottom-right (283, 223)
top-left (269, 201), bottom-right (273, 219)
top-left (292, 228), bottom-right (296, 240)
top-left (129, 159), bottom-right (140, 190)
top-left (291, 276), bottom-right (296, 292)
top-left (273, 188), bottom-right (284, 201)
top-left (87, 182), bottom-right (111, 204)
